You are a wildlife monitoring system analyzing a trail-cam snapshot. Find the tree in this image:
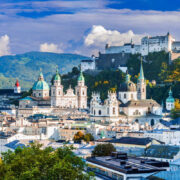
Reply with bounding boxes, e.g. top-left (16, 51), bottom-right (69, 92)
top-left (0, 143), bottom-right (93, 180)
top-left (92, 143), bottom-right (116, 156)
top-left (84, 133), bottom-right (94, 142)
top-left (73, 131), bottom-right (85, 143)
